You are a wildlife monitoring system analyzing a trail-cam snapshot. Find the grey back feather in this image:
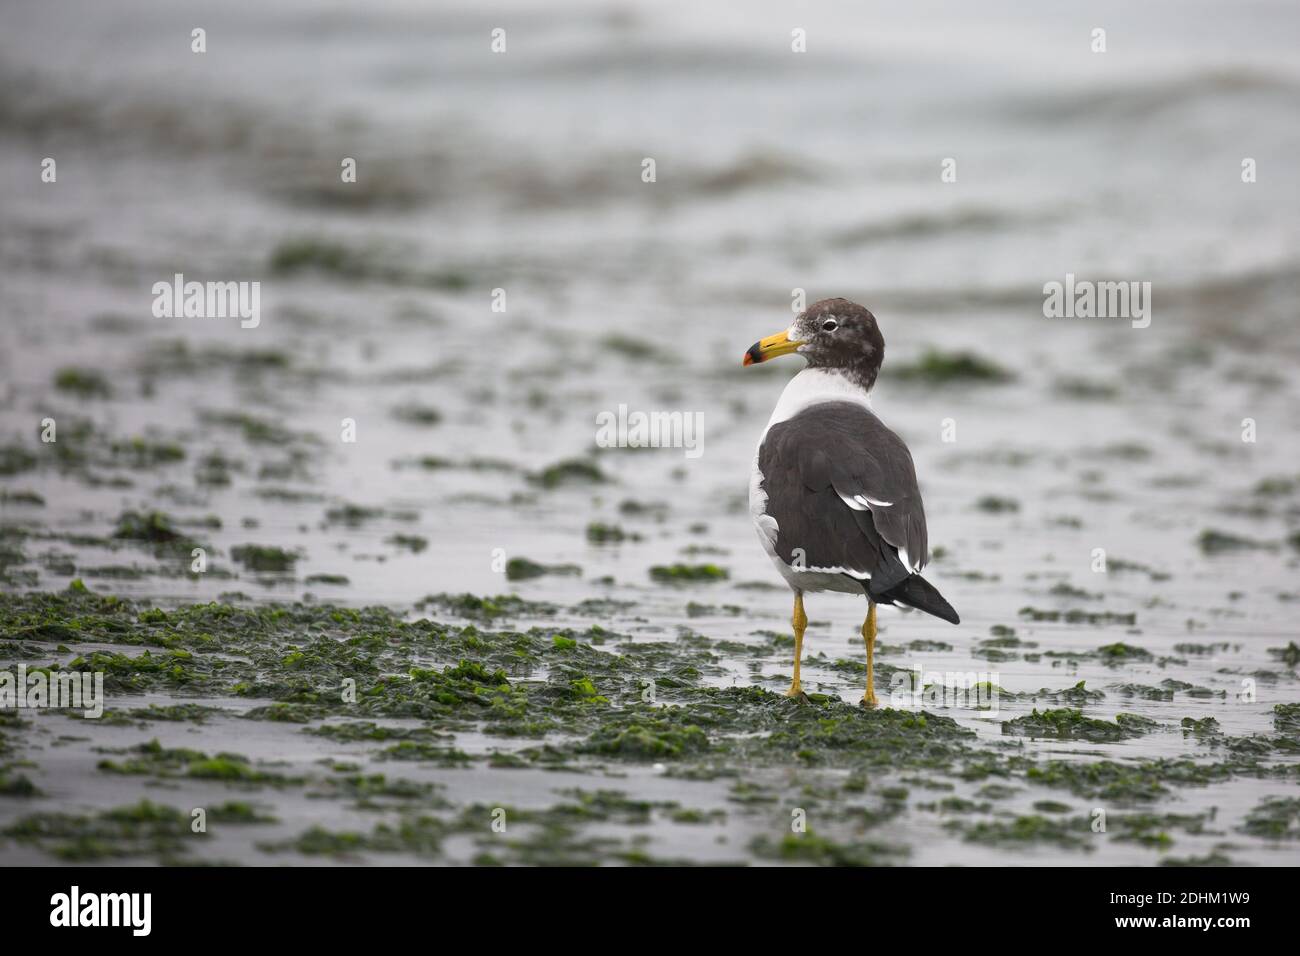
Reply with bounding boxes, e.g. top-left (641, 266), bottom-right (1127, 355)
top-left (758, 401), bottom-right (929, 589)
